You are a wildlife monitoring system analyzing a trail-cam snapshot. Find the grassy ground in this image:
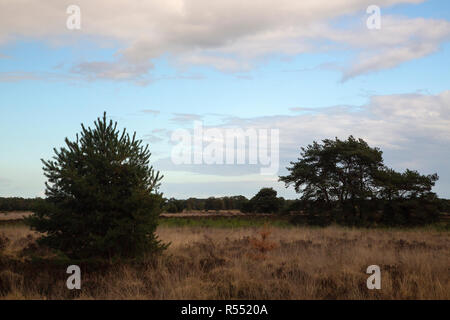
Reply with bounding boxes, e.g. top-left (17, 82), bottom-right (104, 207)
top-left (0, 211), bottom-right (32, 221)
top-left (159, 216), bottom-right (292, 228)
top-left (0, 221), bottom-right (449, 299)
